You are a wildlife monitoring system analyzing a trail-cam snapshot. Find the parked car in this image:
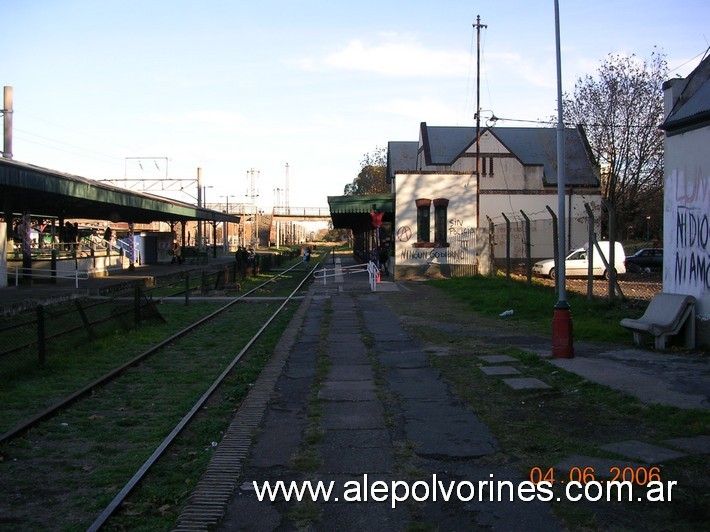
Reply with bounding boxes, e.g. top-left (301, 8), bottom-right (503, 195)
top-left (532, 241), bottom-right (626, 280)
top-left (624, 248), bottom-right (663, 273)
